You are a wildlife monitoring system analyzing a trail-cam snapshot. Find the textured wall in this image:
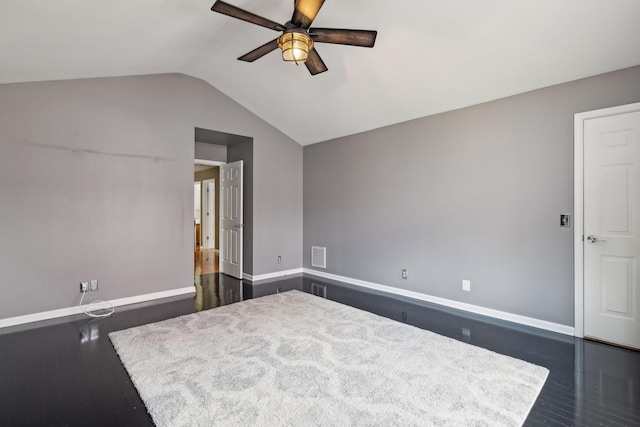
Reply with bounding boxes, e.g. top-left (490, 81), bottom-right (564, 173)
top-left (303, 66), bottom-right (640, 326)
top-left (0, 73), bottom-right (303, 319)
